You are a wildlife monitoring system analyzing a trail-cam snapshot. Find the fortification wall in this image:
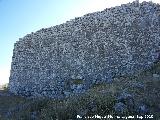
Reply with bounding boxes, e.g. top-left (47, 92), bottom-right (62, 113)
top-left (9, 1), bottom-right (160, 98)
